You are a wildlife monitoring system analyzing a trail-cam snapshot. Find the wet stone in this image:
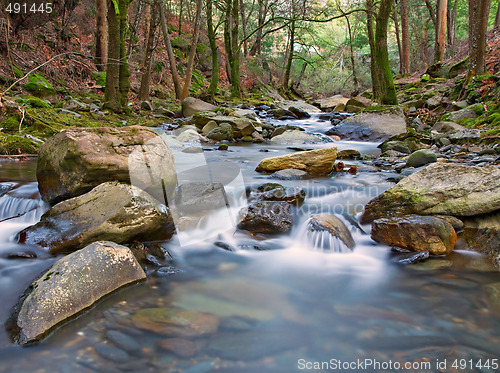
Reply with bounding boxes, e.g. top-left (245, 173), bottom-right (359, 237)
top-left (94, 343), bottom-right (130, 363)
top-left (6, 251), bottom-right (37, 259)
top-left (394, 251), bottom-right (430, 265)
top-left (105, 330), bottom-right (141, 353)
top-left (131, 308), bottom-right (220, 337)
top-left (156, 338), bottom-right (198, 358)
